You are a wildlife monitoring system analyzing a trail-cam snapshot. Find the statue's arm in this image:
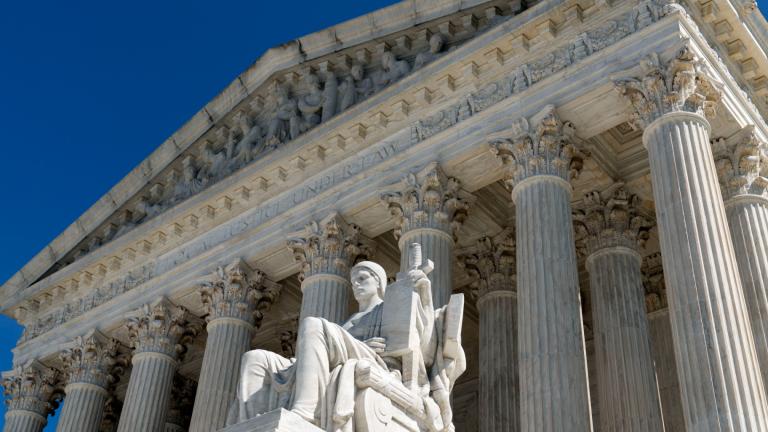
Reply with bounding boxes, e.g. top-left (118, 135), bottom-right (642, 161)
top-left (405, 268), bottom-right (435, 356)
